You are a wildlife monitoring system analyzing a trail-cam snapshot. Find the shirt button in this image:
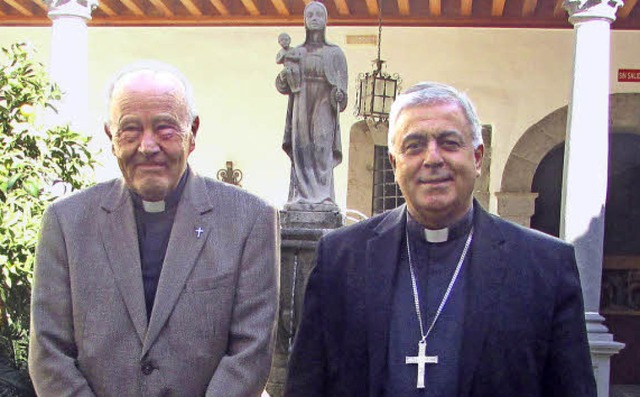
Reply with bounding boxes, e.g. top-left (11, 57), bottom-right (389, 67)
top-left (141, 361), bottom-right (154, 375)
